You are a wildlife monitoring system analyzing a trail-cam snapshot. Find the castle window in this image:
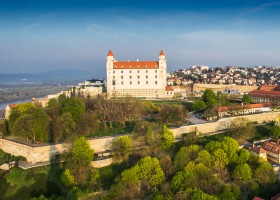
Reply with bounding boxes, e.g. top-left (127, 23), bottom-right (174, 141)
top-left (130, 81), bottom-right (132, 85)
top-left (137, 70), bottom-right (140, 73)
top-left (113, 71), bottom-right (115, 73)
top-left (155, 75), bottom-right (157, 78)
top-left (138, 81), bottom-right (140, 84)
top-left (121, 81), bottom-right (123, 85)
top-left (155, 81), bottom-right (157, 84)
top-left (112, 80), bottom-right (116, 86)
top-left (129, 70), bottom-right (132, 73)
top-left (146, 81), bottom-right (148, 84)
top-left (137, 75), bottom-right (140, 79)
top-left (113, 76), bottom-right (115, 79)
top-left (146, 70), bottom-right (148, 73)
top-left (146, 75), bottom-right (148, 78)
top-left (121, 71), bottom-right (123, 73)
top-left (155, 70), bottom-right (157, 73)
top-left (130, 76), bottom-right (132, 79)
